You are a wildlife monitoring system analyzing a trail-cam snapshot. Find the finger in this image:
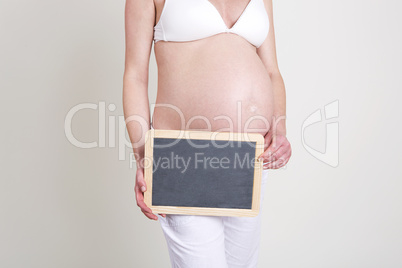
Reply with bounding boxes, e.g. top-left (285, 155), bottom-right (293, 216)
top-left (135, 186), bottom-right (153, 214)
top-left (259, 146), bottom-right (281, 163)
top-left (259, 140), bottom-right (285, 161)
top-left (136, 197), bottom-right (153, 214)
top-left (269, 145), bottom-right (287, 160)
top-left (137, 178), bottom-right (147, 193)
top-left (259, 132), bottom-right (278, 159)
top-left (263, 131), bottom-right (273, 150)
top-left (262, 136), bottom-right (291, 160)
top-left (263, 159), bottom-right (277, 169)
top-left (136, 169), bottom-right (147, 192)
top-left (263, 149), bottom-right (291, 169)
top-left (136, 192), bottom-right (157, 220)
top-left (258, 149), bottom-right (274, 162)
top-left (267, 135), bottom-right (286, 152)
top-left (138, 199), bottom-right (153, 214)
top-left (262, 139), bottom-right (291, 169)
top-left (158, 213), bottom-right (166, 218)
top-left (265, 161), bottom-right (285, 169)
top-left (264, 160), bottom-right (282, 169)
top-left (141, 209), bottom-right (158, 220)
top-left (274, 150), bottom-right (291, 166)
top-left (265, 153), bottom-right (290, 169)
top-left (262, 155), bottom-right (279, 169)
